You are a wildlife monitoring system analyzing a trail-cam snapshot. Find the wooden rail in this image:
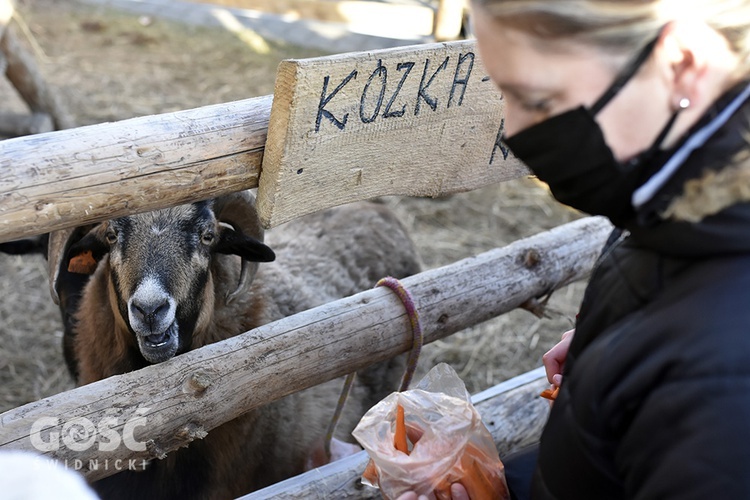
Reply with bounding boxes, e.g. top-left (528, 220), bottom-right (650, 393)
top-left (0, 216), bottom-right (612, 482)
top-left (0, 95), bottom-right (272, 243)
